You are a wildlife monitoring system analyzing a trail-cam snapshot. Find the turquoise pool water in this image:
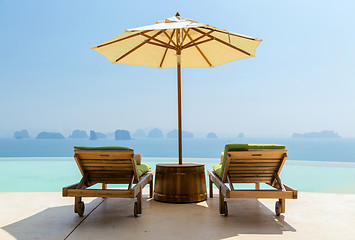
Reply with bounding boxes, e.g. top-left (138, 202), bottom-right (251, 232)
top-left (1, 157), bottom-right (355, 193)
